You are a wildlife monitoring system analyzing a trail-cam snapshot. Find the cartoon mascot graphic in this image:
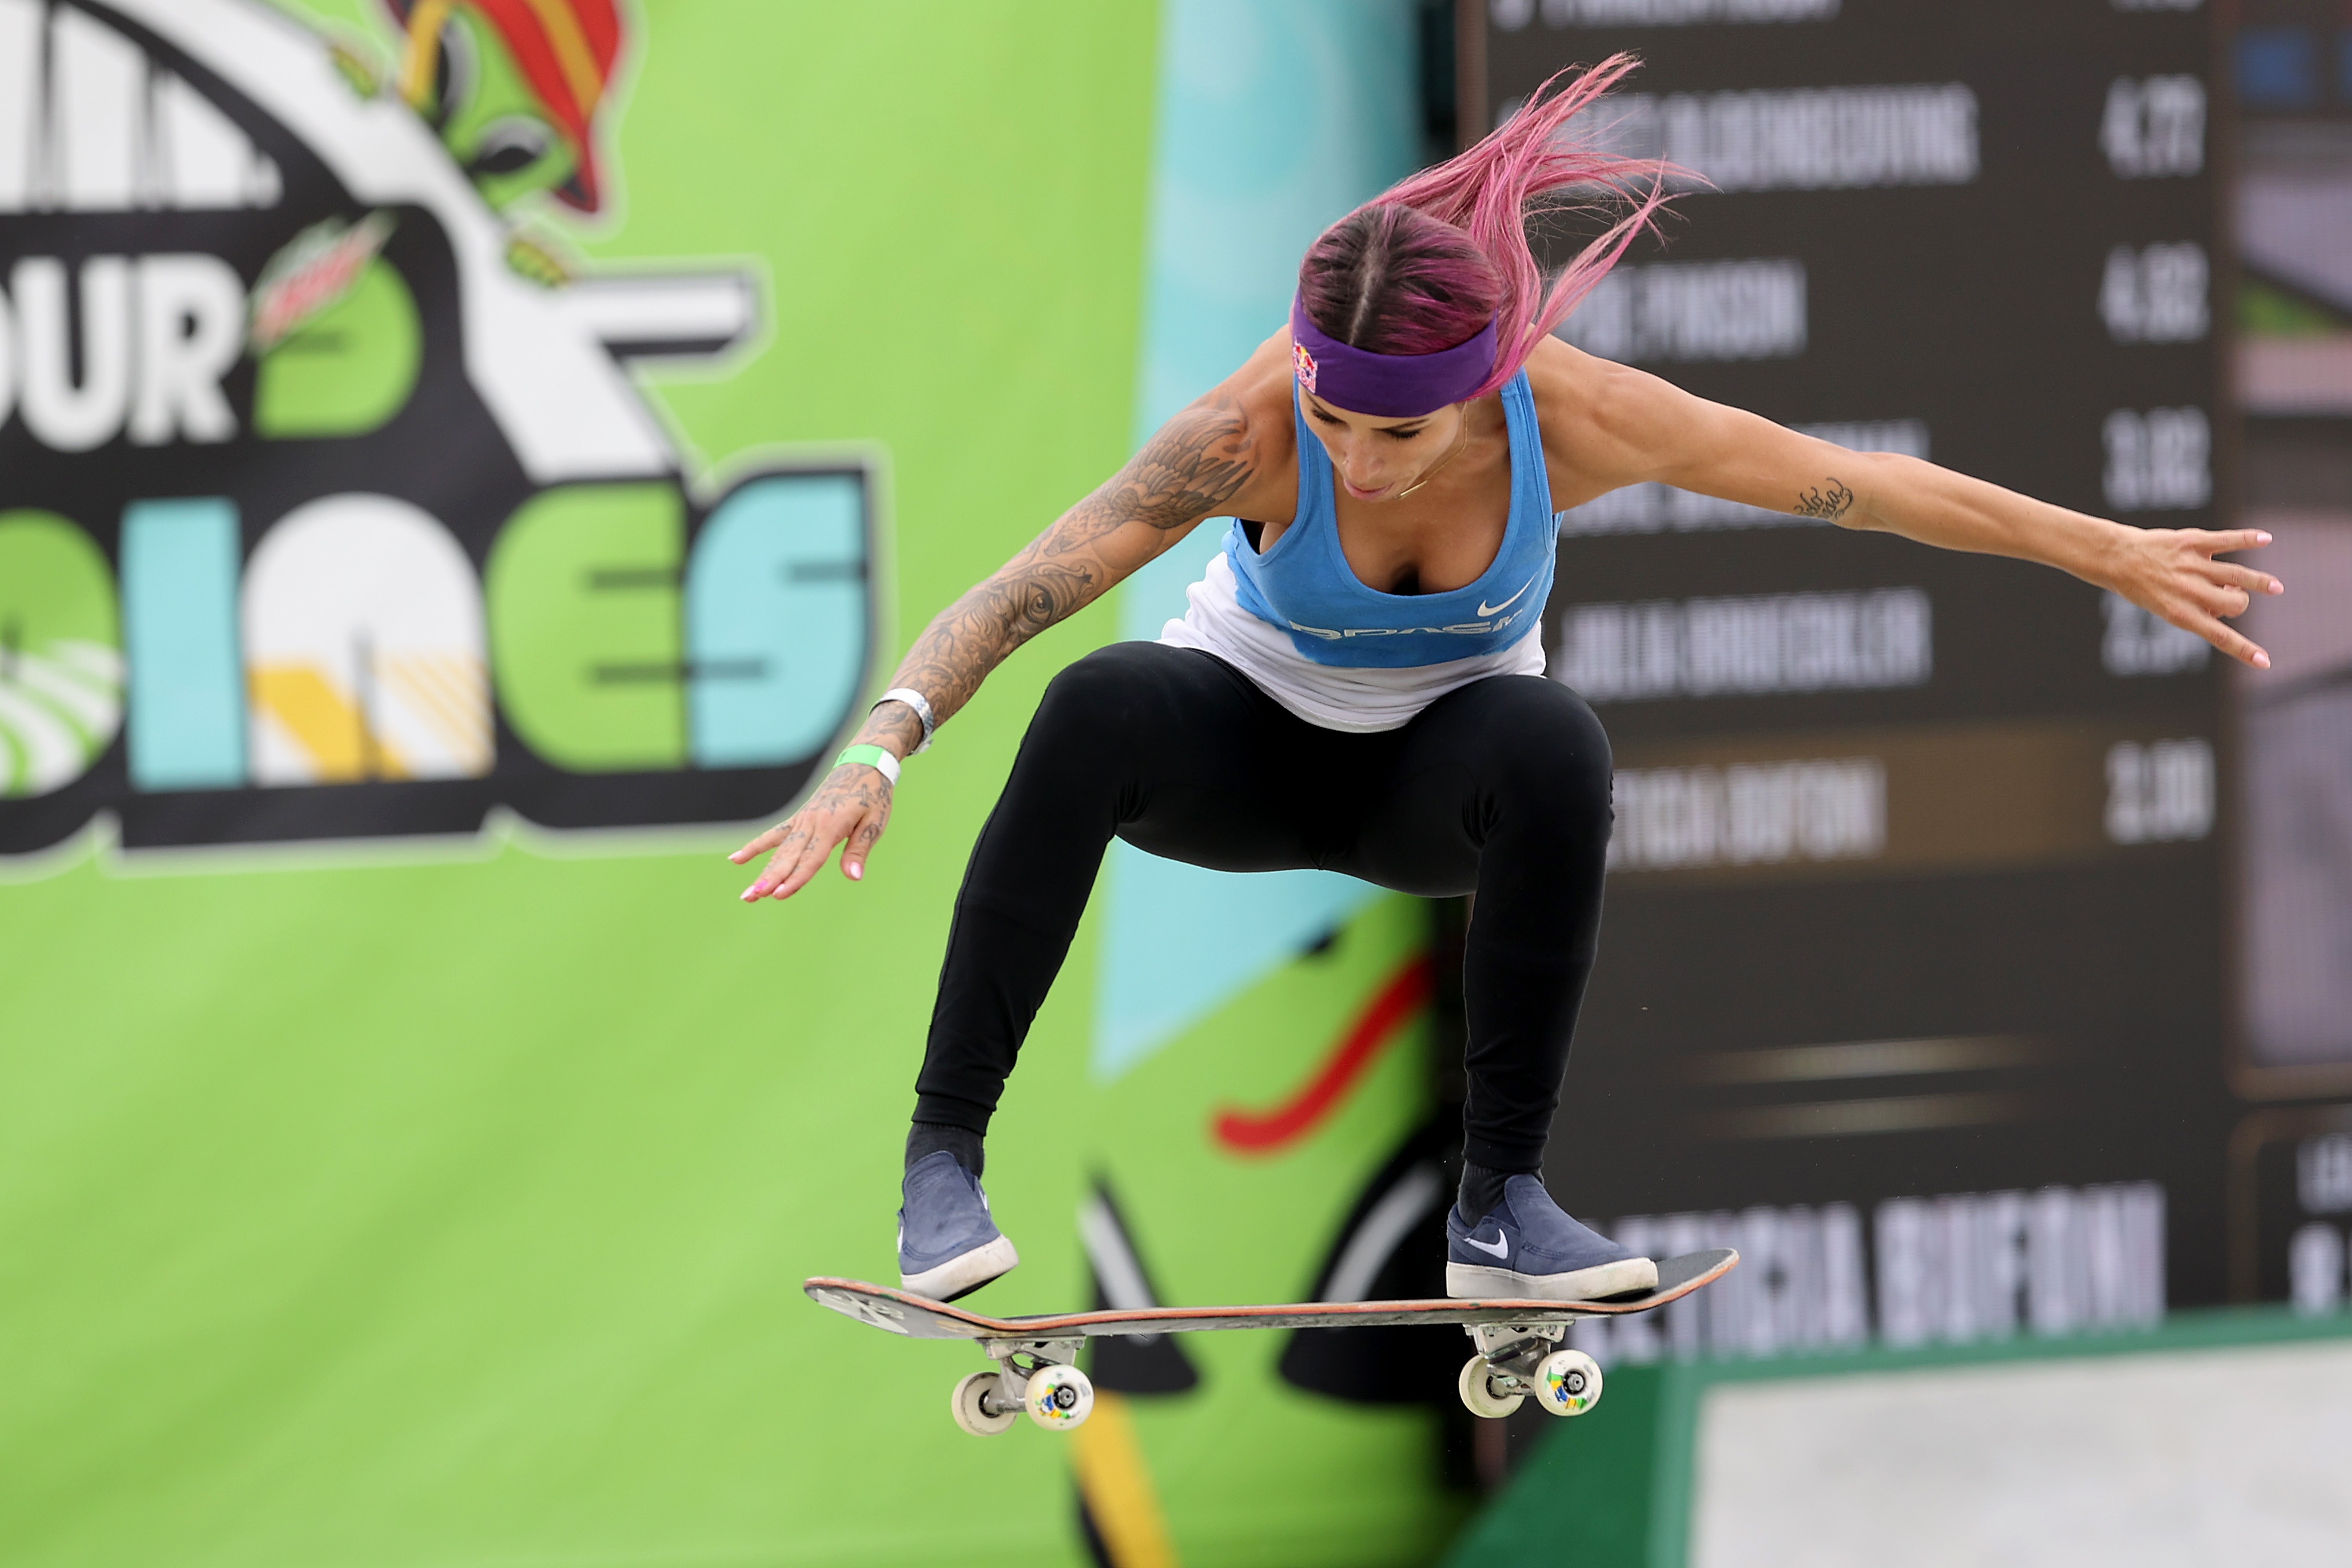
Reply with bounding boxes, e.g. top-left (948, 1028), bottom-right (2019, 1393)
top-left (0, 0), bottom-right (870, 855)
top-left (382, 0), bottom-right (620, 214)
top-left (370, 0), bottom-right (625, 283)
